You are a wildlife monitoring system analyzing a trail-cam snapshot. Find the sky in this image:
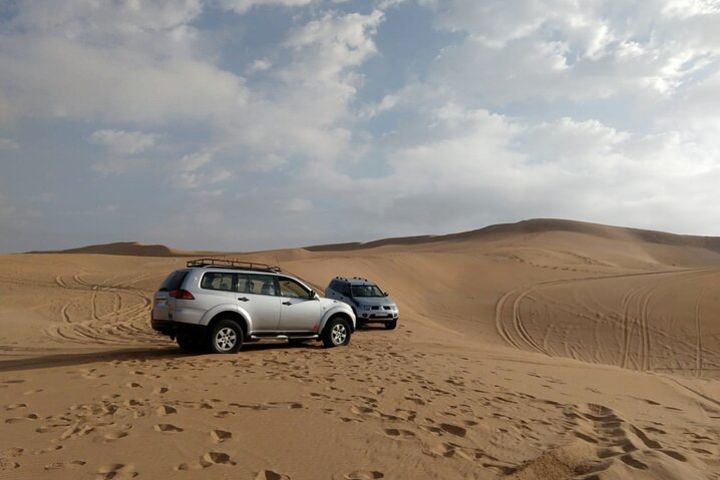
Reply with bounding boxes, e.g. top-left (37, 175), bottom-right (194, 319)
top-left (2, 0), bottom-right (720, 252)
